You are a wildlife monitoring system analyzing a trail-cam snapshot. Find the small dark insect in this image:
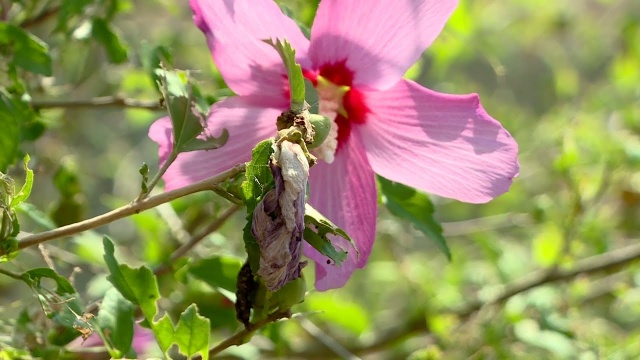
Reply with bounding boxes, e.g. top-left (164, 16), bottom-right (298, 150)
top-left (235, 261), bottom-right (258, 328)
